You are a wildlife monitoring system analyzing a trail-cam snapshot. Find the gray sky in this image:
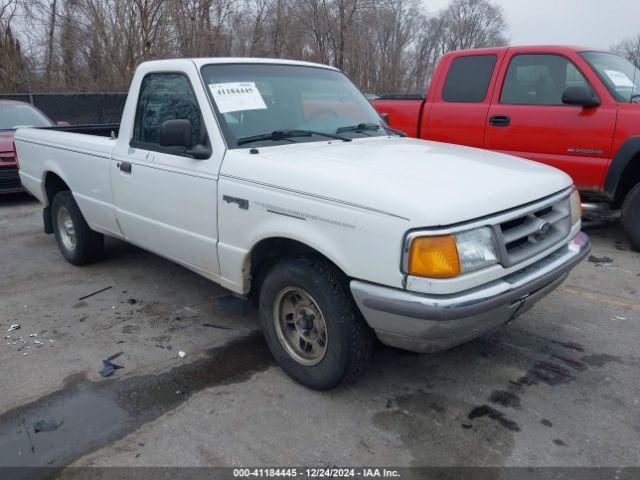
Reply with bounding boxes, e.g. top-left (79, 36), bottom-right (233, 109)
top-left (423, 0), bottom-right (640, 50)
